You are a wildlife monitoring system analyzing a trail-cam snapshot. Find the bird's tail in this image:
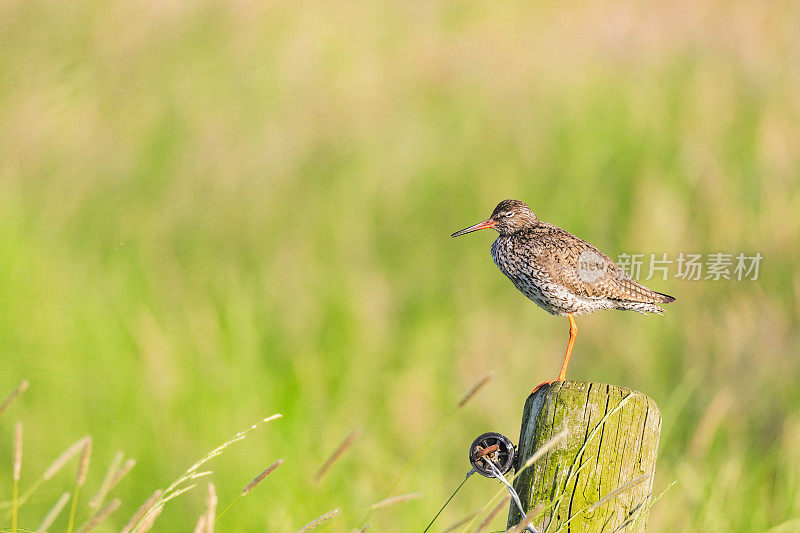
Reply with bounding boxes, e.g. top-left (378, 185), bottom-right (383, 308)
top-left (656, 292), bottom-right (676, 303)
